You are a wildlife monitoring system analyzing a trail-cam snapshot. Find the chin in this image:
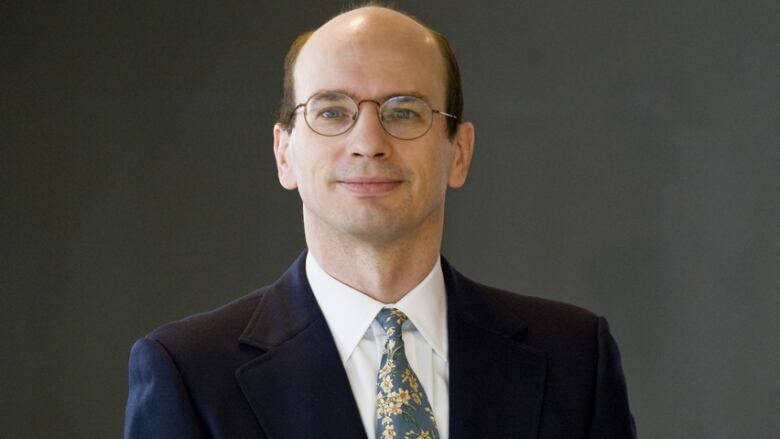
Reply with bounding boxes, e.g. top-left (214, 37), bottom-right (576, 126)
top-left (340, 220), bottom-right (403, 240)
